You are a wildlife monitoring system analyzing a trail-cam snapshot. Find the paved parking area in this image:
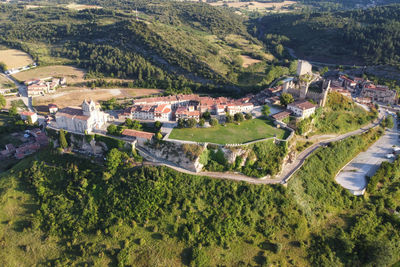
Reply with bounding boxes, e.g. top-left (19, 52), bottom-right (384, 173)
top-left (335, 119), bottom-right (399, 195)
